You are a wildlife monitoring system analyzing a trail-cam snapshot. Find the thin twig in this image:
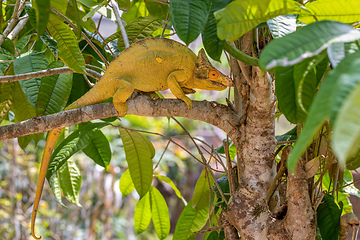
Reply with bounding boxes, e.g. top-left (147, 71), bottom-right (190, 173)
top-left (110, 0), bottom-right (129, 48)
top-left (0, 67), bottom-right (102, 82)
